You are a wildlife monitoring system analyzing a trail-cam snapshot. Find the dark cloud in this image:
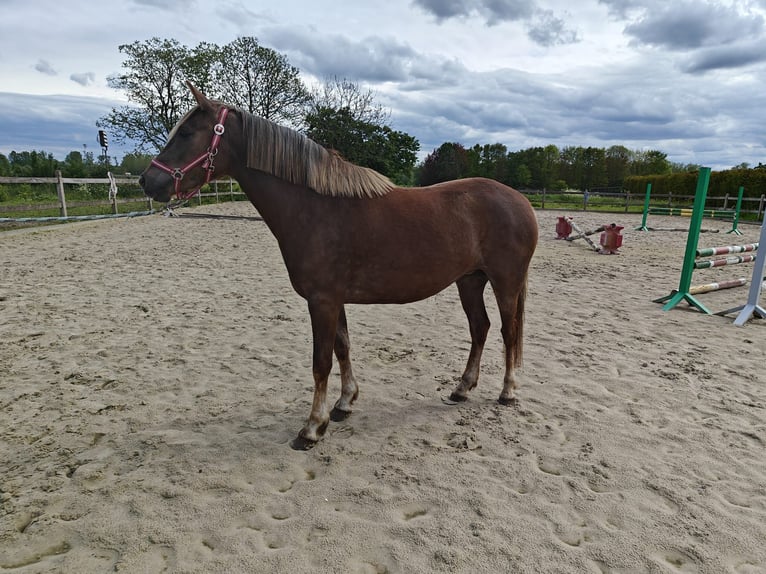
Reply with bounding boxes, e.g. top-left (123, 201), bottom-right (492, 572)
top-left (412, 0), bottom-right (536, 24)
top-left (624, 3), bottom-right (763, 50)
top-left (34, 59), bottom-right (57, 76)
top-left (682, 43), bottom-right (766, 73)
top-left (263, 29), bottom-right (420, 82)
top-left (411, 0), bottom-right (578, 45)
top-left (70, 72), bottom-right (95, 86)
